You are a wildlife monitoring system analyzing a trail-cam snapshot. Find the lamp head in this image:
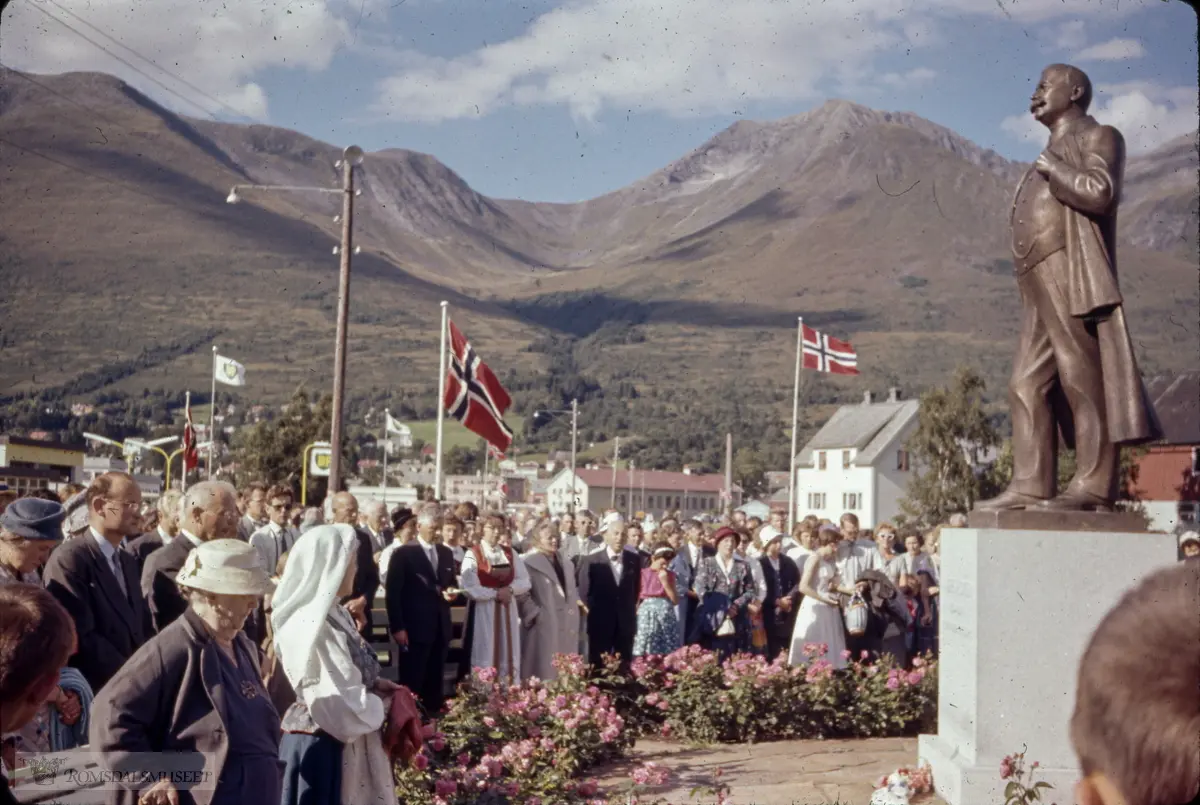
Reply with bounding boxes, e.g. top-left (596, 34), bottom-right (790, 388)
top-left (225, 188), bottom-right (240, 204)
top-left (343, 145), bottom-right (364, 166)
